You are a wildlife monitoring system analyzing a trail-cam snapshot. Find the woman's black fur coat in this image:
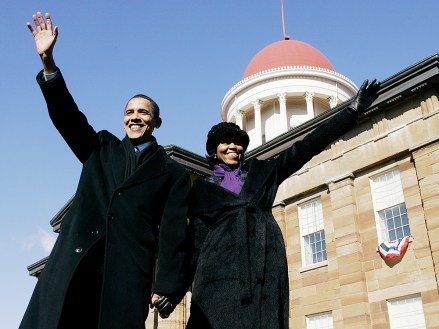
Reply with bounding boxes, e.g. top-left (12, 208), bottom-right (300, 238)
top-left (187, 108), bottom-right (358, 329)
